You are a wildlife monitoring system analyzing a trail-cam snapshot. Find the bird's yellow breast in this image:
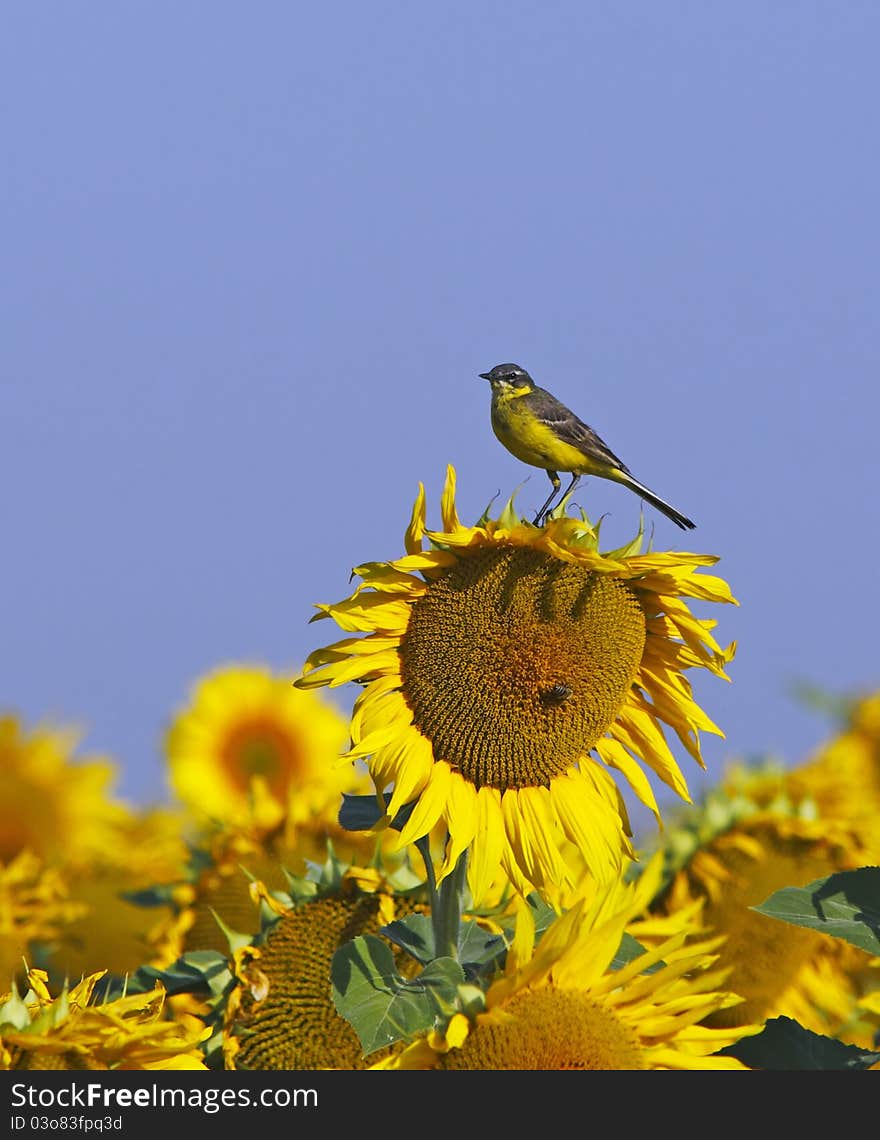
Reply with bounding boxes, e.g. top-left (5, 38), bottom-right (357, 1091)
top-left (490, 388), bottom-right (592, 473)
